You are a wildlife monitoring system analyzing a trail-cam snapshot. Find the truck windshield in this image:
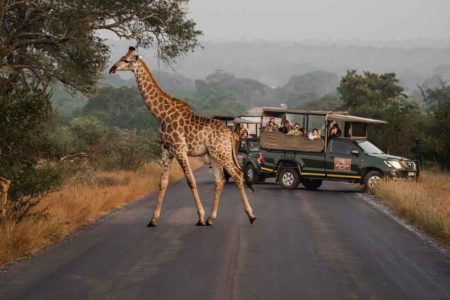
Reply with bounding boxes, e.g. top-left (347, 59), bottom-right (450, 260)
top-left (357, 140), bottom-right (383, 154)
